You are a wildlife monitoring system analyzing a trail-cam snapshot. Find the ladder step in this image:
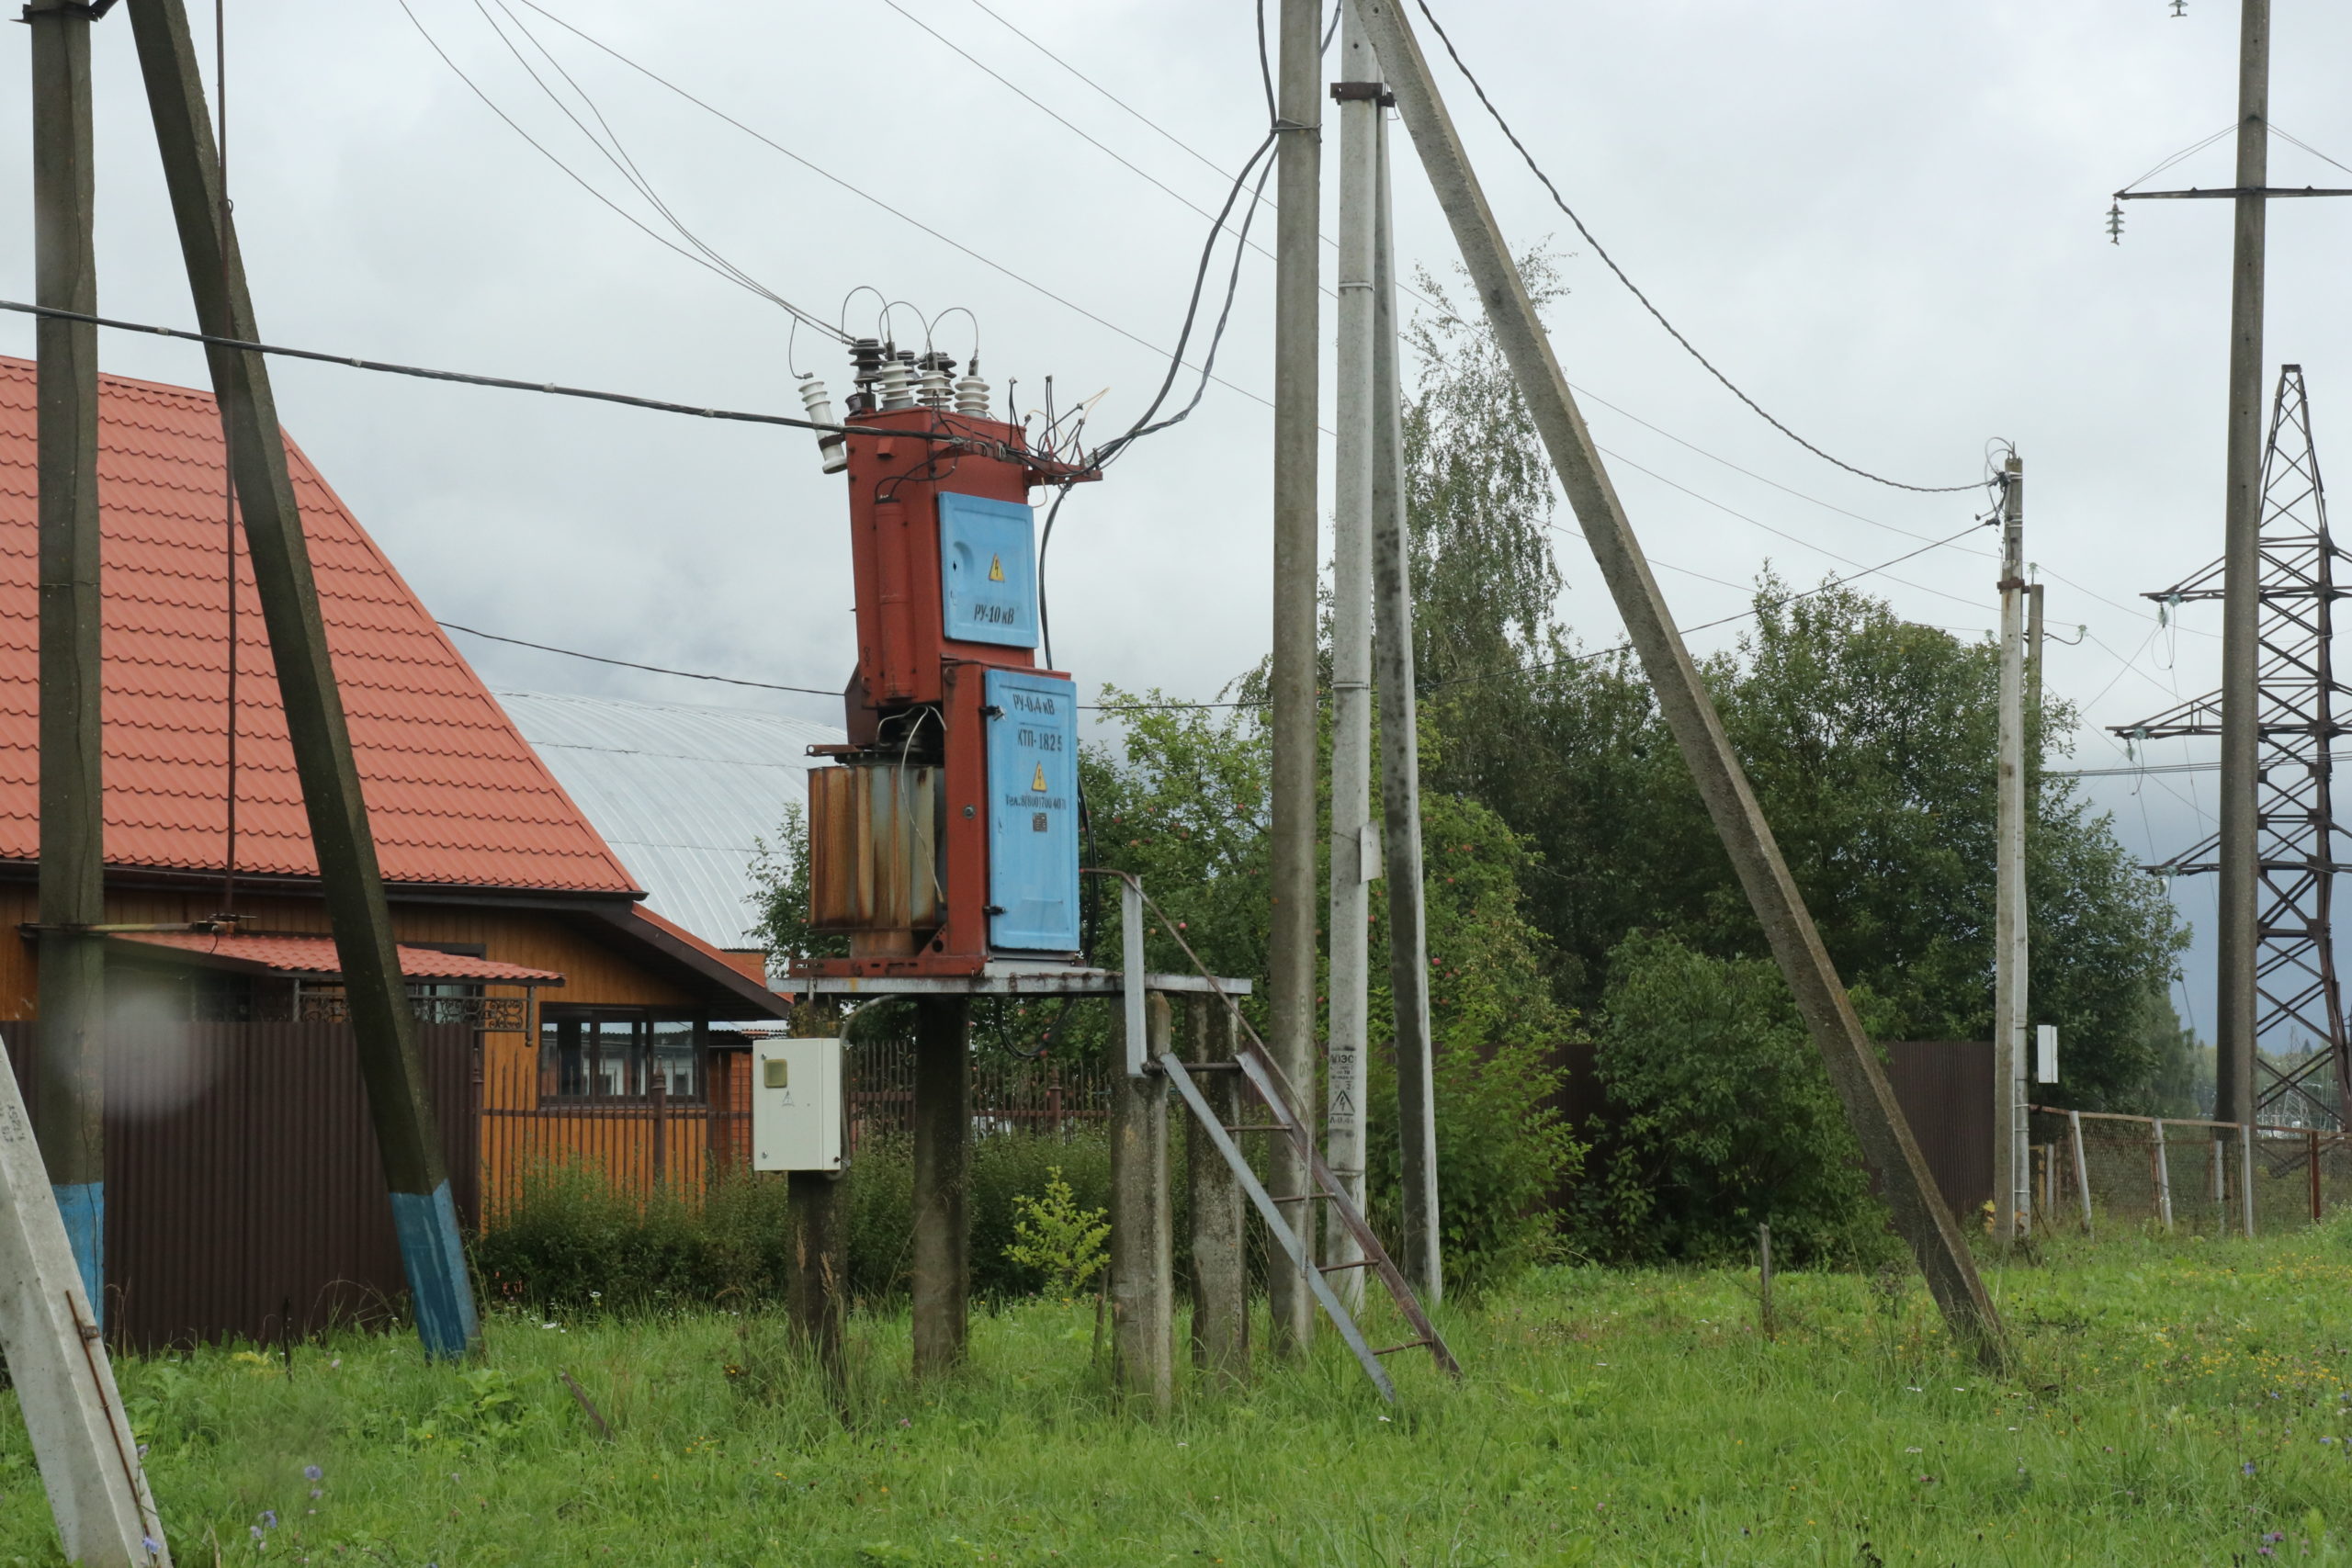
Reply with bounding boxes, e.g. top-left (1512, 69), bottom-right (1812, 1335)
top-left (1224, 1123), bottom-right (1291, 1134)
top-left (1371, 1338), bottom-right (1432, 1357)
top-left (1268, 1192), bottom-right (1334, 1203)
top-left (1319, 1258), bottom-right (1374, 1272)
